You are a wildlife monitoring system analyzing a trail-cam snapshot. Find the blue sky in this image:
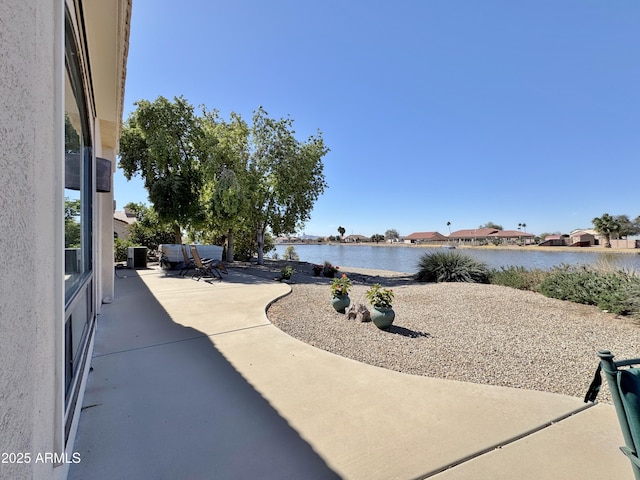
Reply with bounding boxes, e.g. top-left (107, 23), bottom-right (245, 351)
top-left (117, 0), bottom-right (640, 237)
